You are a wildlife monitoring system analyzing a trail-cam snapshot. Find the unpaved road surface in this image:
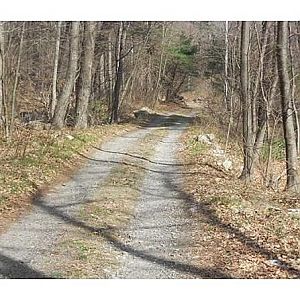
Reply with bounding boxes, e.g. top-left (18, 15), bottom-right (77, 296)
top-left (0, 111), bottom-right (230, 279)
top-left (110, 115), bottom-right (228, 278)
